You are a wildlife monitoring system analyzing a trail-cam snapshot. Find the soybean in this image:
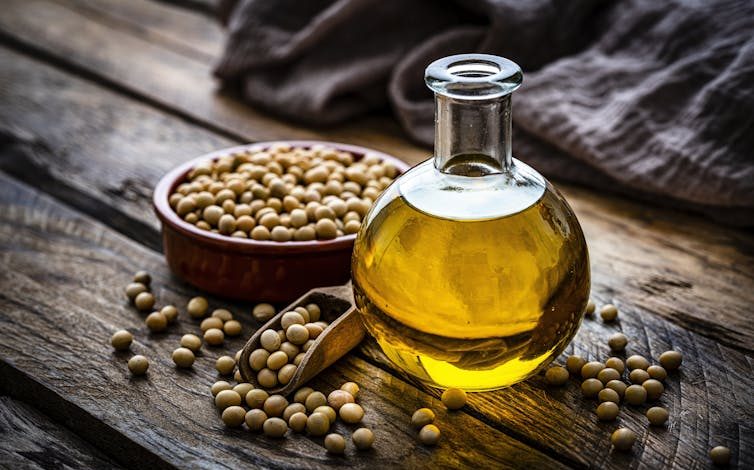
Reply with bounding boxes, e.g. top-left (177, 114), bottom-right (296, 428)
top-left (128, 355), bottom-right (149, 375)
top-left (598, 388), bottom-right (621, 404)
top-left (340, 382), bottom-right (359, 398)
top-left (624, 384), bottom-right (647, 405)
top-left (545, 366), bottom-right (570, 386)
top-left (145, 311), bottom-right (168, 332)
top-left (608, 333), bottom-right (628, 351)
top-left (161, 305), bottom-right (179, 323)
top-left (647, 365), bottom-right (667, 381)
top-left (441, 388), bottom-right (467, 410)
top-left (328, 390), bottom-right (355, 411)
top-left (223, 320), bottom-right (242, 336)
top-left (134, 292), bottom-right (155, 311)
top-left (306, 412), bottom-right (330, 436)
top-left (111, 330), bottom-right (133, 351)
top-left (211, 309), bottom-right (233, 322)
top-left (352, 428), bottom-right (375, 450)
top-left (604, 357), bottom-right (625, 374)
top-left (600, 304), bottom-right (619, 322)
top-left (253, 303), bottom-right (276, 322)
top-left (200, 317), bottom-right (223, 332)
top-left (126, 282), bottom-right (148, 301)
top-left (293, 387), bottom-right (314, 404)
top-left (172, 347), bottom-right (195, 368)
top-left (418, 424), bottom-right (441, 445)
top-left (611, 428), bottom-right (636, 451)
top-left (180, 334), bottom-right (202, 352)
top-left (566, 355), bottom-right (587, 376)
top-left (629, 369), bottom-right (650, 384)
top-left (324, 433), bottom-right (346, 454)
top-left (581, 378), bottom-right (603, 398)
top-left (314, 406), bottom-right (337, 425)
top-left (646, 406), bottom-right (669, 426)
top-left (187, 297), bottom-right (208, 318)
top-left (260, 329), bottom-right (281, 352)
top-left (597, 368), bottom-right (621, 384)
top-left (263, 417), bottom-right (288, 438)
top-left (642, 379), bottom-right (664, 401)
top-left (709, 446), bottom-right (731, 466)
top-left (288, 412), bottom-right (308, 433)
top-left (246, 389), bottom-right (269, 409)
top-left (249, 349), bottom-right (270, 371)
top-left (581, 361), bottom-right (605, 379)
top-left (215, 356), bottom-right (236, 375)
top-left (263, 395), bottom-right (289, 417)
top-left (626, 355), bottom-right (650, 371)
top-left (222, 406), bottom-right (246, 427)
top-left (305, 392), bottom-right (327, 413)
top-left (659, 350), bottom-right (683, 371)
top-left (211, 381), bottom-right (232, 397)
top-left (204, 328), bottom-right (224, 346)
top-left (215, 390), bottom-right (241, 410)
top-left (339, 403), bottom-right (365, 424)
top-left (411, 408), bottom-right (435, 428)
top-left (596, 401), bottom-right (619, 421)
top-left (245, 409), bottom-right (267, 432)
